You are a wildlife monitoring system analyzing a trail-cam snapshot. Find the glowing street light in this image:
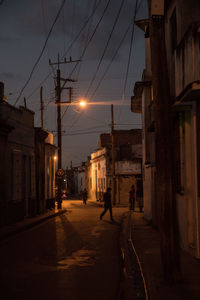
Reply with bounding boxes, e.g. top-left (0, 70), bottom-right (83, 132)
top-left (79, 100), bottom-right (87, 108)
